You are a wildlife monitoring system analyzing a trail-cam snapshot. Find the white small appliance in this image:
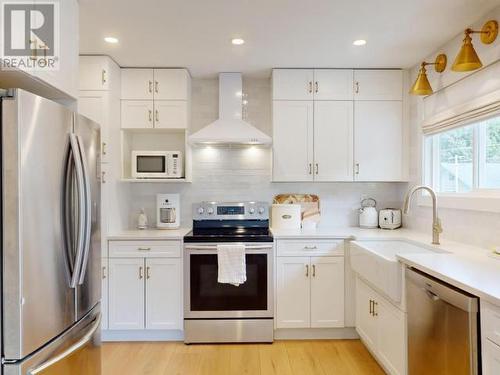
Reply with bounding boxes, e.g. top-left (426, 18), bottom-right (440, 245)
top-left (157, 194), bottom-right (180, 229)
top-left (132, 150), bottom-right (183, 179)
top-left (359, 198), bottom-right (378, 229)
top-left (379, 208), bottom-right (402, 230)
top-left (271, 204), bottom-right (301, 230)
